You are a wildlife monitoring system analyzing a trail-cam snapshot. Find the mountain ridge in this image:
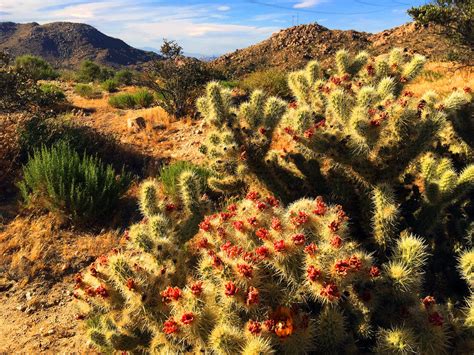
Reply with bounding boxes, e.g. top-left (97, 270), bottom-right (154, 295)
top-left (0, 21), bottom-right (161, 68)
top-left (212, 22), bottom-right (455, 76)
